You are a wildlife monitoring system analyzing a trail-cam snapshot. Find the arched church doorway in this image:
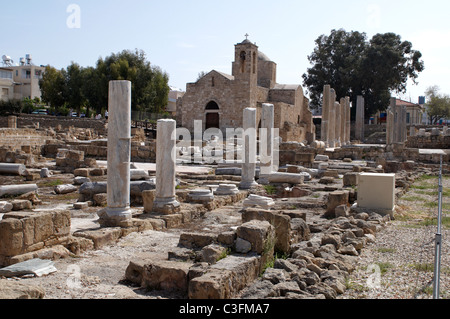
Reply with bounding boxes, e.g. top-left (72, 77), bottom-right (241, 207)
top-left (205, 101), bottom-right (220, 130)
